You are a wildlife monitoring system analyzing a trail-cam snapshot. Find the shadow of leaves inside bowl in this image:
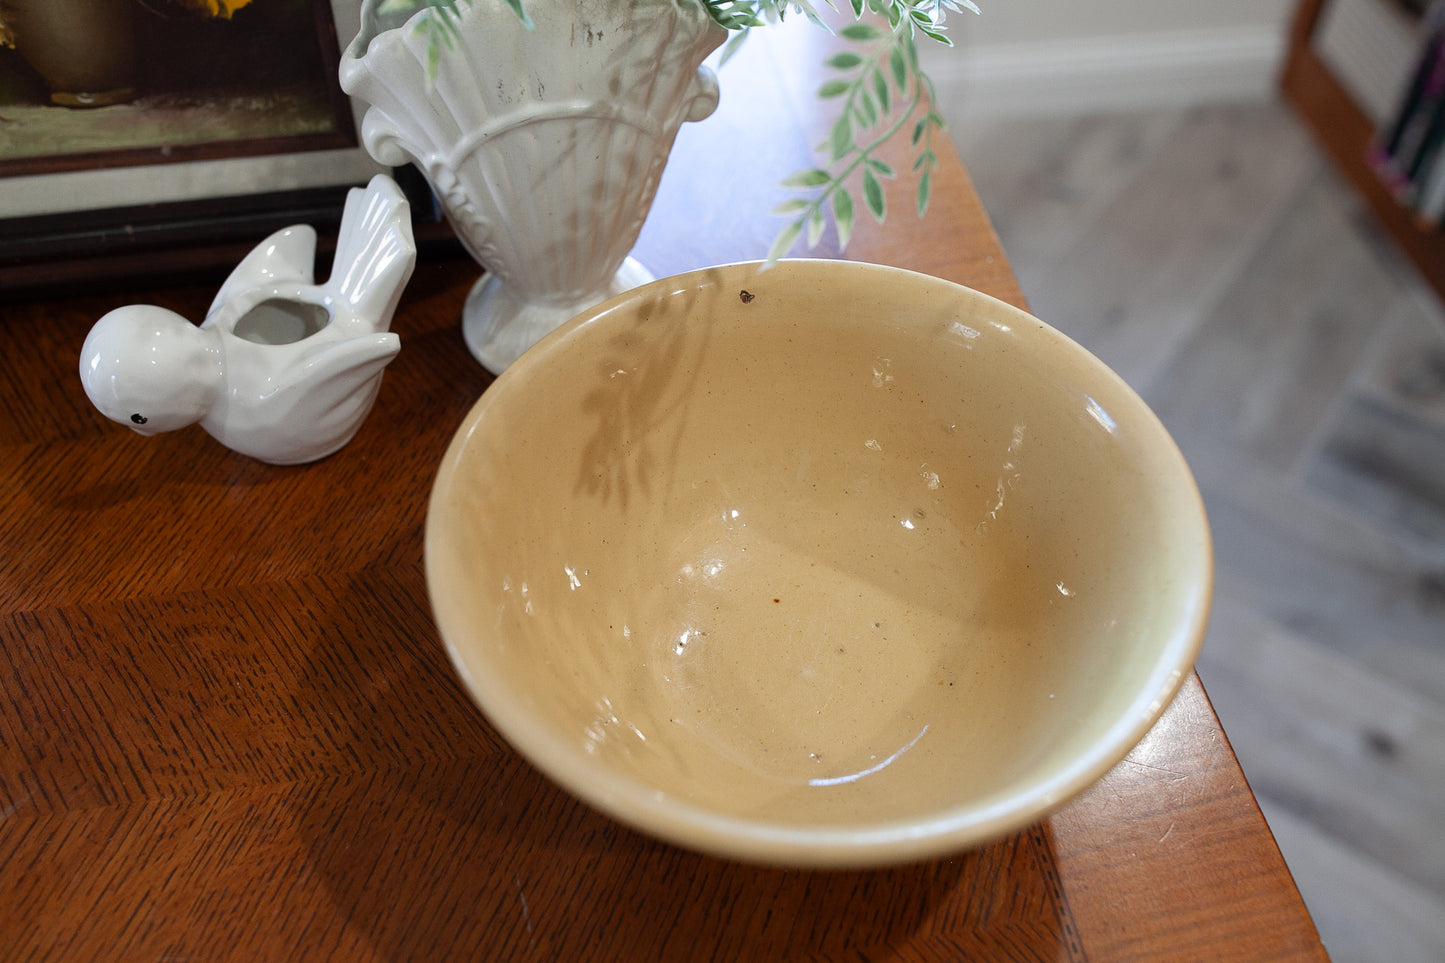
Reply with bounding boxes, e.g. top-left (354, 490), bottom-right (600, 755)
top-left (573, 270), bottom-right (725, 511)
